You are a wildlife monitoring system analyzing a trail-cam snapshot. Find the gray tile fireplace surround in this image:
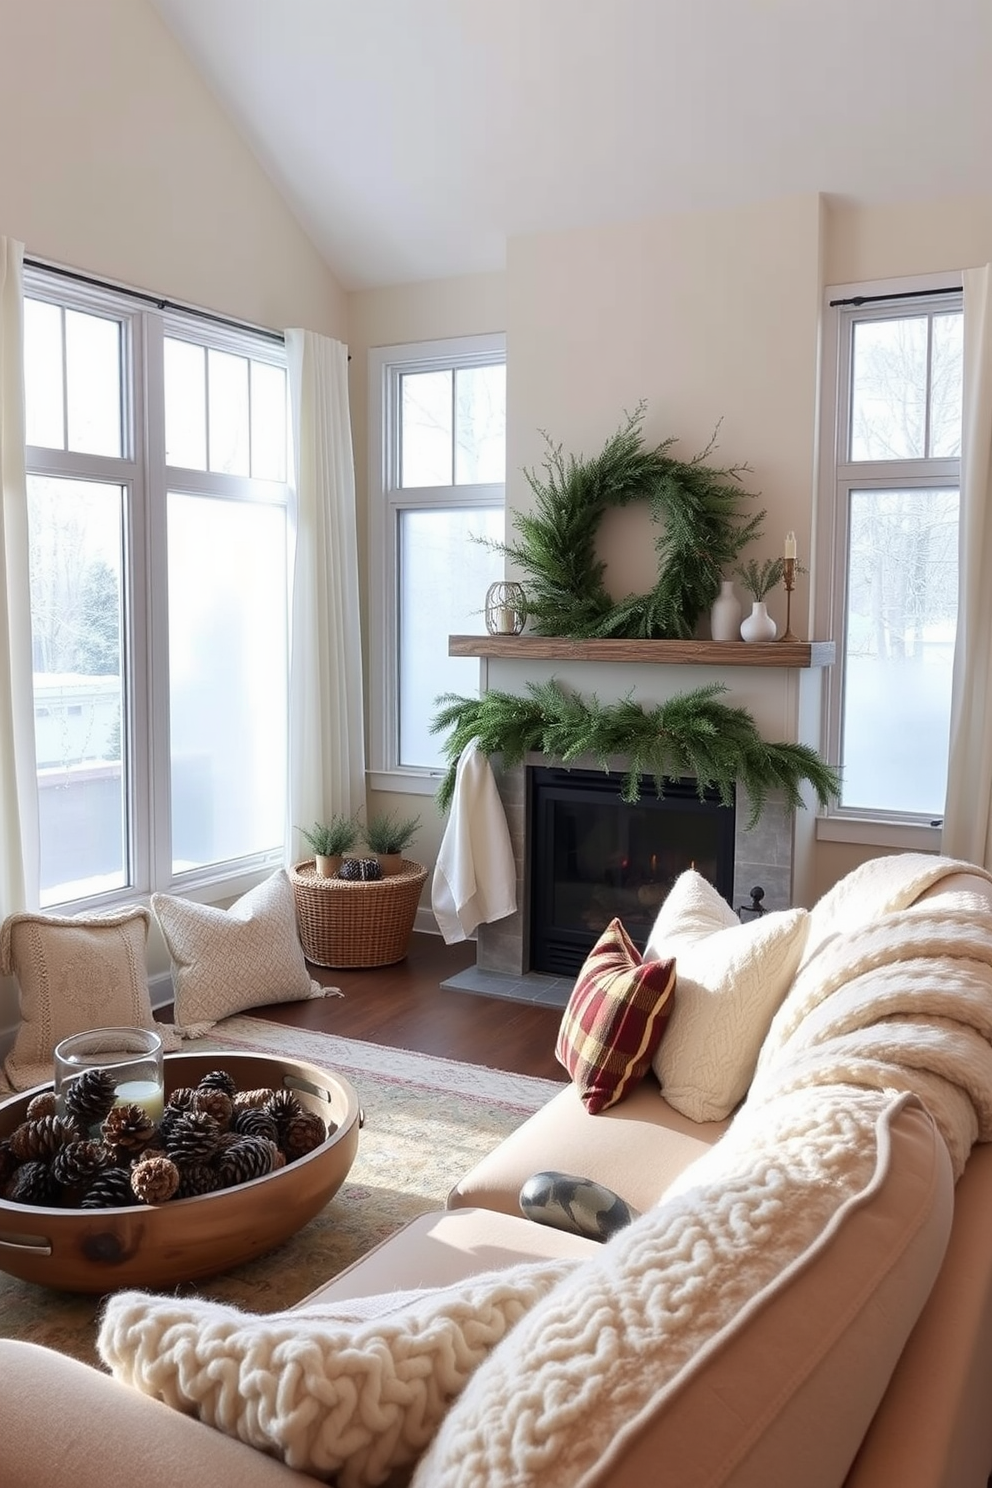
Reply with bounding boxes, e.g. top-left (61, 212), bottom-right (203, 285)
top-left (441, 754), bottom-right (795, 1010)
